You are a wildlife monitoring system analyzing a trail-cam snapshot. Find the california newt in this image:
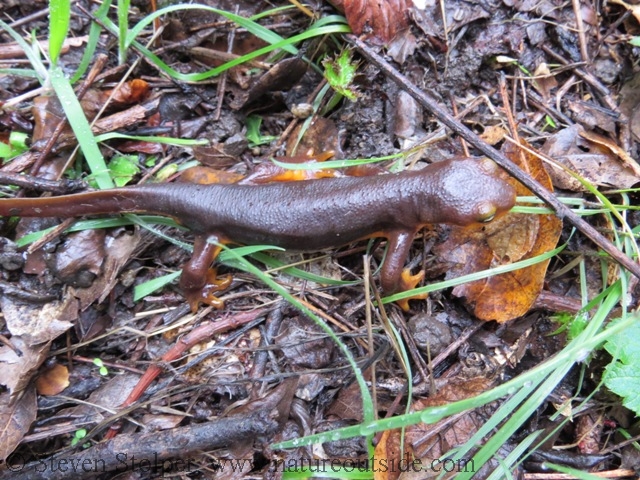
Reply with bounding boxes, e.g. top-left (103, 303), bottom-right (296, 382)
top-left (0, 157), bottom-right (515, 311)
